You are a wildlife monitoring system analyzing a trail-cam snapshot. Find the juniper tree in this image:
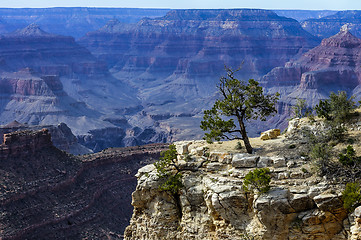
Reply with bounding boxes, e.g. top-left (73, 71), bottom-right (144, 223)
top-left (200, 67), bottom-right (279, 154)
